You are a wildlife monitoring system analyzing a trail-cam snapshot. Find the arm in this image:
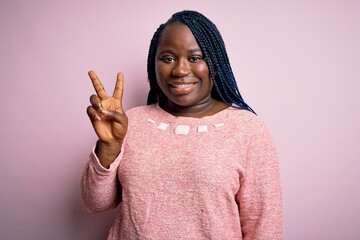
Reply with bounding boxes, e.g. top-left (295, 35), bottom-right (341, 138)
top-left (81, 71), bottom-right (128, 212)
top-left (80, 145), bottom-right (123, 213)
top-left (237, 120), bottom-right (282, 239)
